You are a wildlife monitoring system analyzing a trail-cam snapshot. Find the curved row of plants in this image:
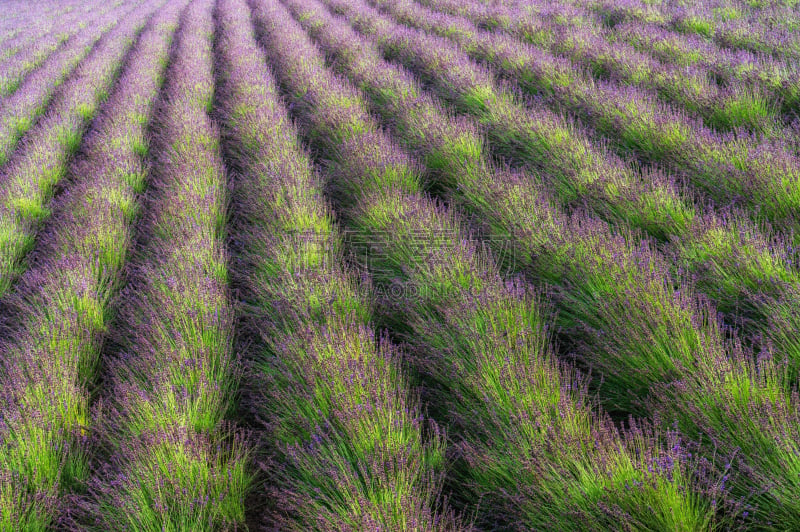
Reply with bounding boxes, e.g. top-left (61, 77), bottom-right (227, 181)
top-left (284, 0), bottom-right (800, 526)
top-left (0, 1), bottom-right (178, 528)
top-left (368, 0), bottom-right (800, 243)
top-left (0, 0), bottom-right (149, 166)
top-left (251, 0), bottom-right (720, 529)
top-left (80, 0), bottom-right (252, 528)
top-left (215, 0), bottom-right (451, 527)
